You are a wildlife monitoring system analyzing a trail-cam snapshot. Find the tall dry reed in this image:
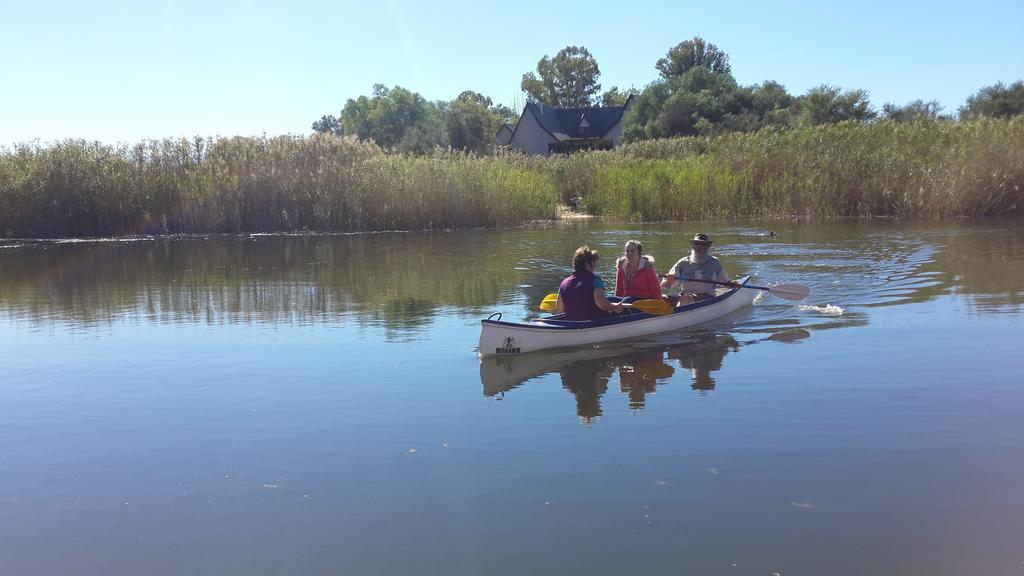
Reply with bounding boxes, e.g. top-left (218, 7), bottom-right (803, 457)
top-left (0, 135), bottom-right (558, 237)
top-left (1, 118), bottom-right (1021, 238)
